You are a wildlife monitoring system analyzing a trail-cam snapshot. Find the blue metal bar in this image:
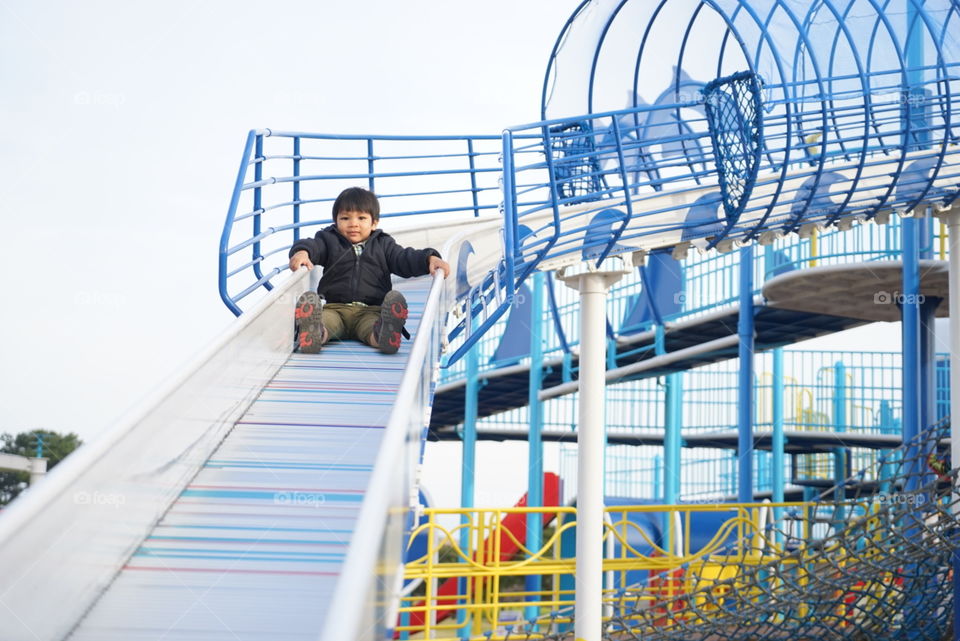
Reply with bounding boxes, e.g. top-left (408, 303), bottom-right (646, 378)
top-left (737, 244), bottom-right (755, 503)
top-left (243, 165), bottom-right (501, 189)
top-left (265, 130), bottom-right (502, 142)
top-left (502, 130), bottom-right (517, 291)
top-left (547, 272), bottom-right (572, 355)
top-left (592, 117), bottom-right (634, 267)
top-left (585, 0), bottom-right (626, 115)
top-left (525, 272), bottom-right (545, 626)
top-left (457, 341), bottom-right (479, 640)
top-left (772, 347), bottom-right (784, 544)
top-left (218, 129), bottom-right (258, 316)
top-left (252, 134), bottom-right (271, 292)
top-left (367, 138), bottom-right (375, 193)
top-left (540, 0), bottom-right (593, 120)
top-left (920, 297), bottom-right (938, 436)
top-left (293, 137), bottom-right (301, 243)
top-left (902, 218), bottom-right (922, 493)
top-left (832, 361), bottom-right (847, 524)
top-left (664, 372), bottom-right (681, 505)
top-left (467, 138), bottom-right (479, 217)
